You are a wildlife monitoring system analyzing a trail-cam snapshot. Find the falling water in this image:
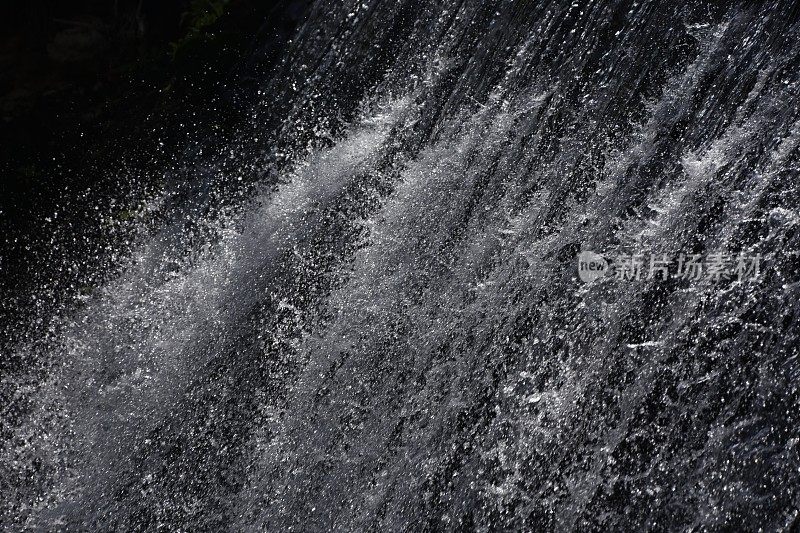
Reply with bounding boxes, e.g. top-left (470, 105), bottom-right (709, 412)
top-left (2, 0), bottom-right (799, 531)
